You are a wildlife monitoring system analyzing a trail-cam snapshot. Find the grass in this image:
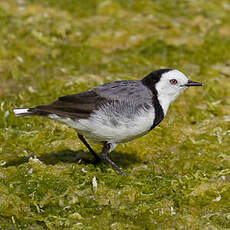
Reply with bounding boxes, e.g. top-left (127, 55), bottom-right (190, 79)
top-left (0, 0), bottom-right (230, 229)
